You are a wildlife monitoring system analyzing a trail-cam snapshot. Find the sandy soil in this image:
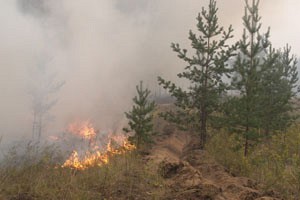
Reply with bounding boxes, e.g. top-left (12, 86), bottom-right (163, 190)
top-left (147, 130), bottom-right (281, 200)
